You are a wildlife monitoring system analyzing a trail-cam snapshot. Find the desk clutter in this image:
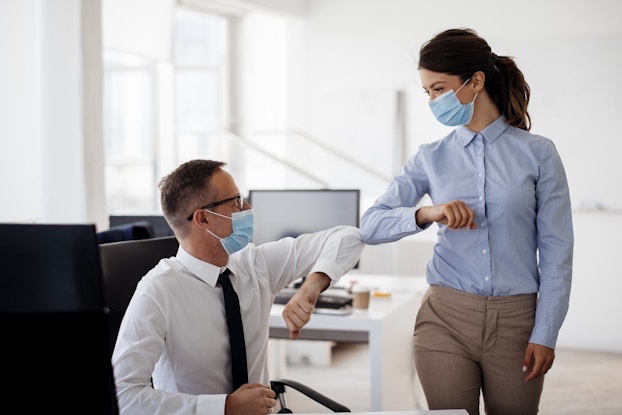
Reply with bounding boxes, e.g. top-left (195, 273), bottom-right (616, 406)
top-left (273, 276), bottom-right (399, 315)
